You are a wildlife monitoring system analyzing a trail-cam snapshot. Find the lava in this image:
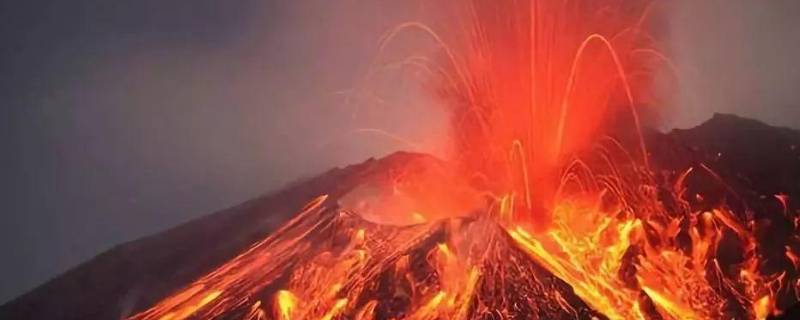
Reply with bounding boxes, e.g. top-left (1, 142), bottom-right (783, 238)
top-left (127, 1), bottom-right (800, 319)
